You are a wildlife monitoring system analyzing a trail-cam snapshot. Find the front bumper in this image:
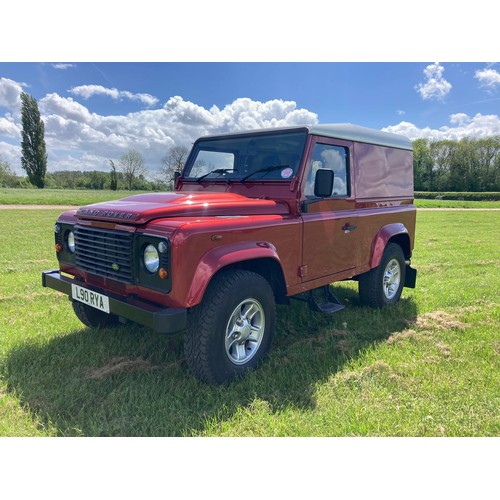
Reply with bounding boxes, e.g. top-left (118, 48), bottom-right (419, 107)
top-left (42, 269), bottom-right (187, 334)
